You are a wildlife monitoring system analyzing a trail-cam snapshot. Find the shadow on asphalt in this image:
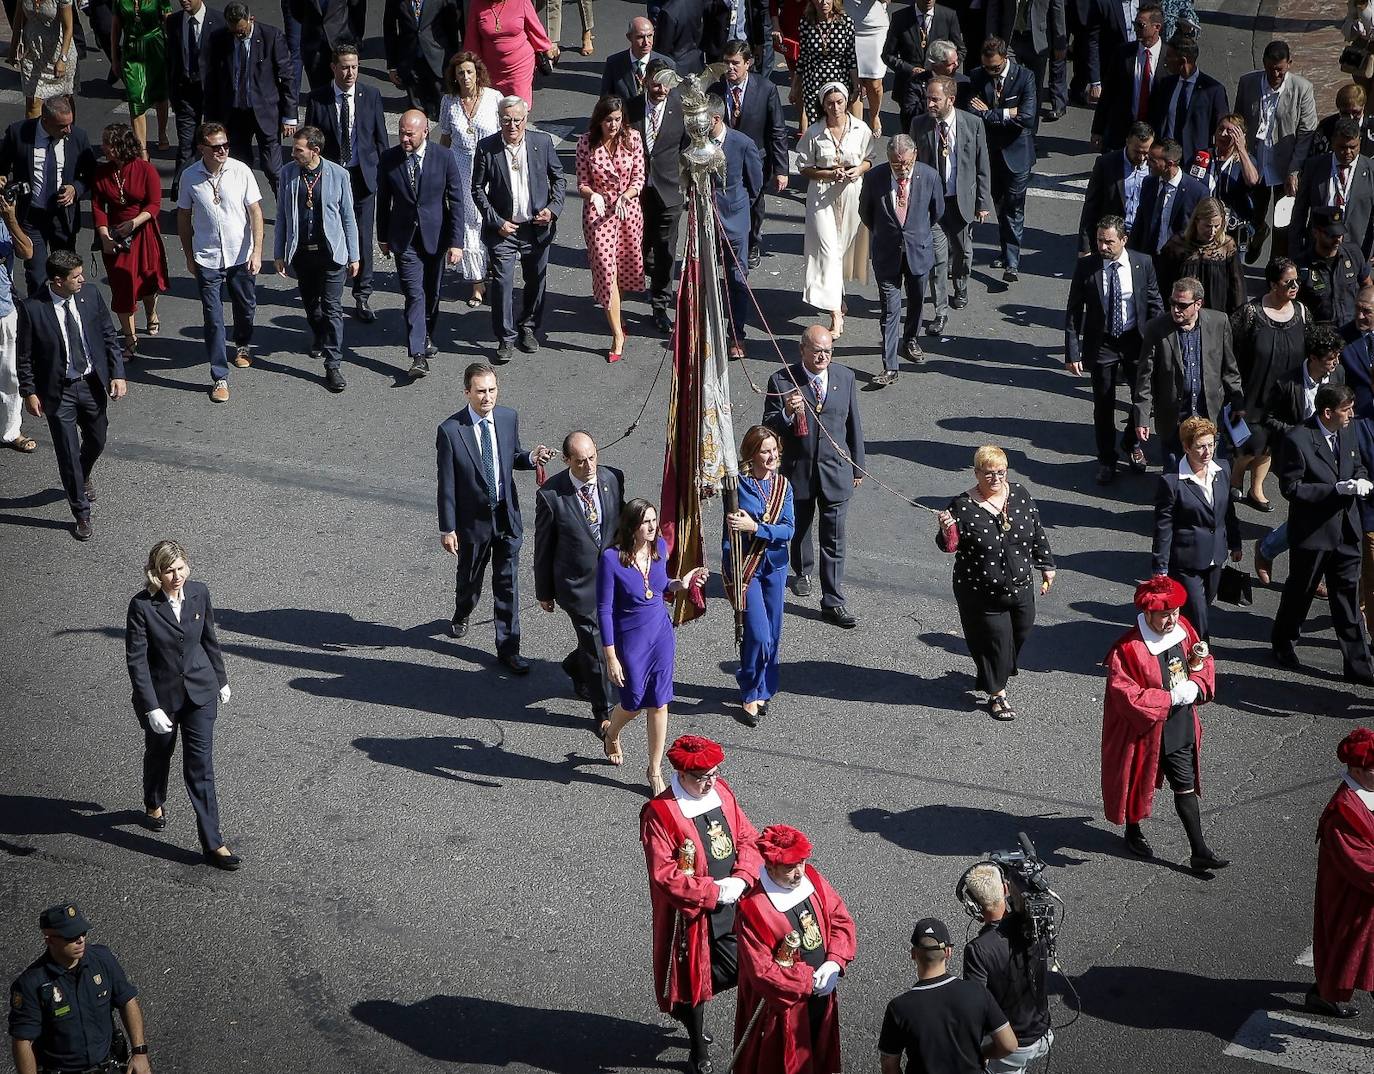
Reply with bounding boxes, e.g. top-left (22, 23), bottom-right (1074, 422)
top-left (352, 735), bottom-right (635, 793)
top-left (0, 794), bottom-right (205, 866)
